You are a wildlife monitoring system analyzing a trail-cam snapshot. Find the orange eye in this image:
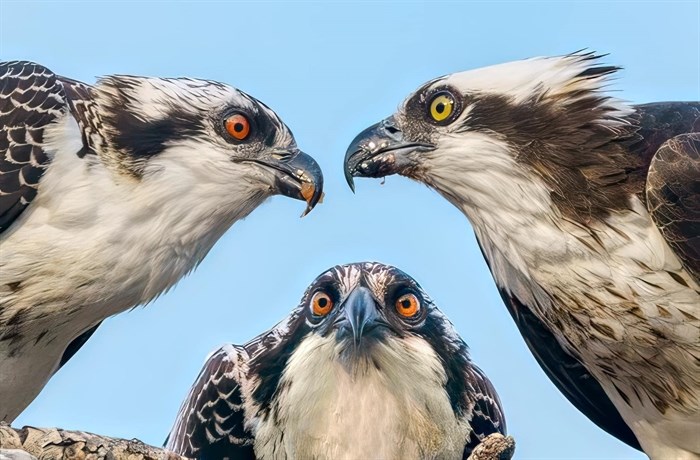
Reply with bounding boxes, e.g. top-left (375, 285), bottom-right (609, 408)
top-left (395, 293), bottom-right (420, 317)
top-left (225, 114), bottom-right (251, 140)
top-left (311, 291), bottom-right (334, 316)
